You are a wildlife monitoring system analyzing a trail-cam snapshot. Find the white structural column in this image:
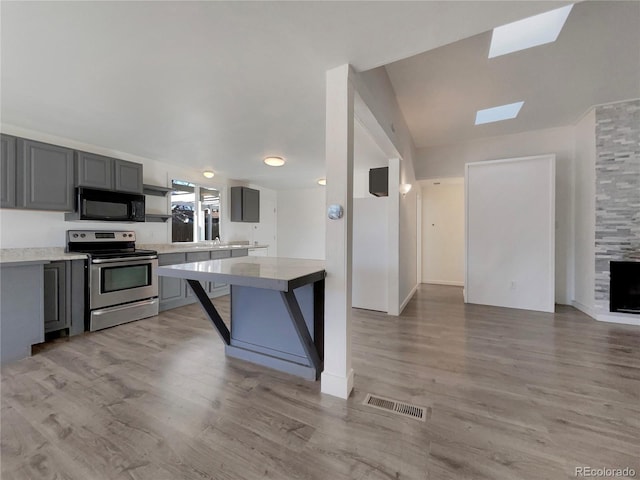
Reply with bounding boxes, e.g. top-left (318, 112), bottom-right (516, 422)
top-left (321, 64), bottom-right (355, 399)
